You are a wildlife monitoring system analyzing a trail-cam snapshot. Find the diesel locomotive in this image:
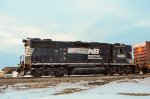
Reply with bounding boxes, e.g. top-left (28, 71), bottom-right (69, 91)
top-left (17, 38), bottom-right (137, 77)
